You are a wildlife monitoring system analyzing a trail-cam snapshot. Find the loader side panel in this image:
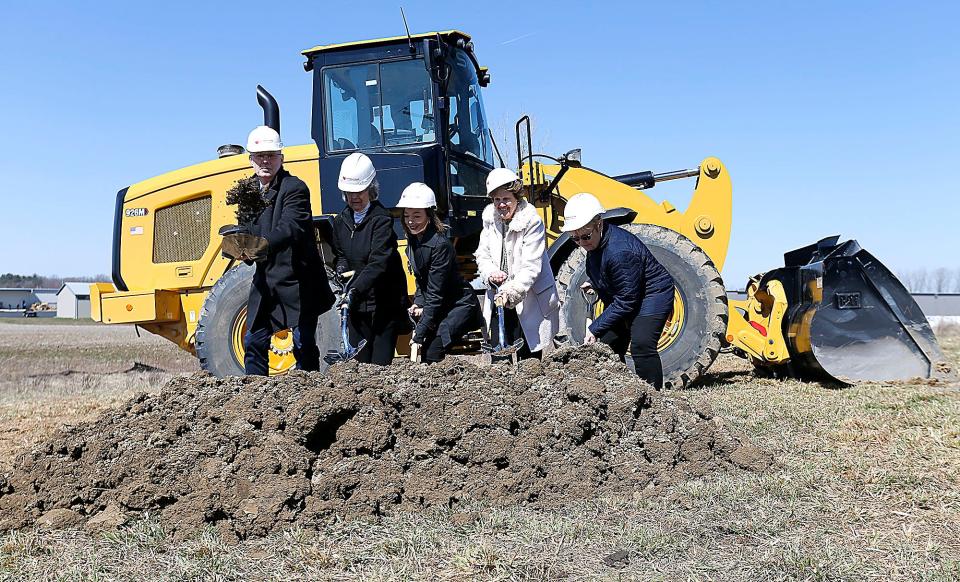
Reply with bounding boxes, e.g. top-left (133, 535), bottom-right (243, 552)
top-left (114, 148), bottom-right (321, 295)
